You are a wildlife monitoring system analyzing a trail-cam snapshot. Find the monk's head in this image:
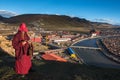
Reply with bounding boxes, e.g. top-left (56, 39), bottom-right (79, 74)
top-left (18, 23), bottom-right (28, 32)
